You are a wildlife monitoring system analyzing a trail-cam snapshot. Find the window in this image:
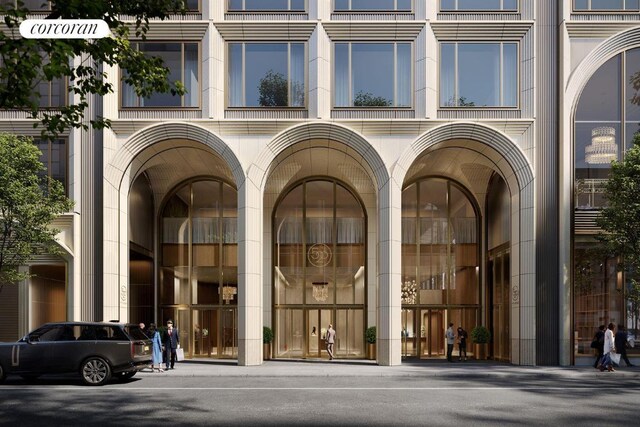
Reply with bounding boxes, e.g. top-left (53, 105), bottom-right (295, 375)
top-left (34, 138), bottom-right (67, 194)
top-left (441, 0), bottom-right (517, 10)
top-left (334, 0), bottom-right (411, 11)
top-left (0, 0), bottom-right (51, 10)
top-left (121, 43), bottom-right (200, 108)
top-left (334, 43), bottom-right (412, 108)
top-left (228, 43), bottom-right (305, 108)
top-left (574, 0), bottom-right (639, 10)
top-left (440, 42), bottom-right (518, 108)
top-left (228, 0), bottom-right (305, 11)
